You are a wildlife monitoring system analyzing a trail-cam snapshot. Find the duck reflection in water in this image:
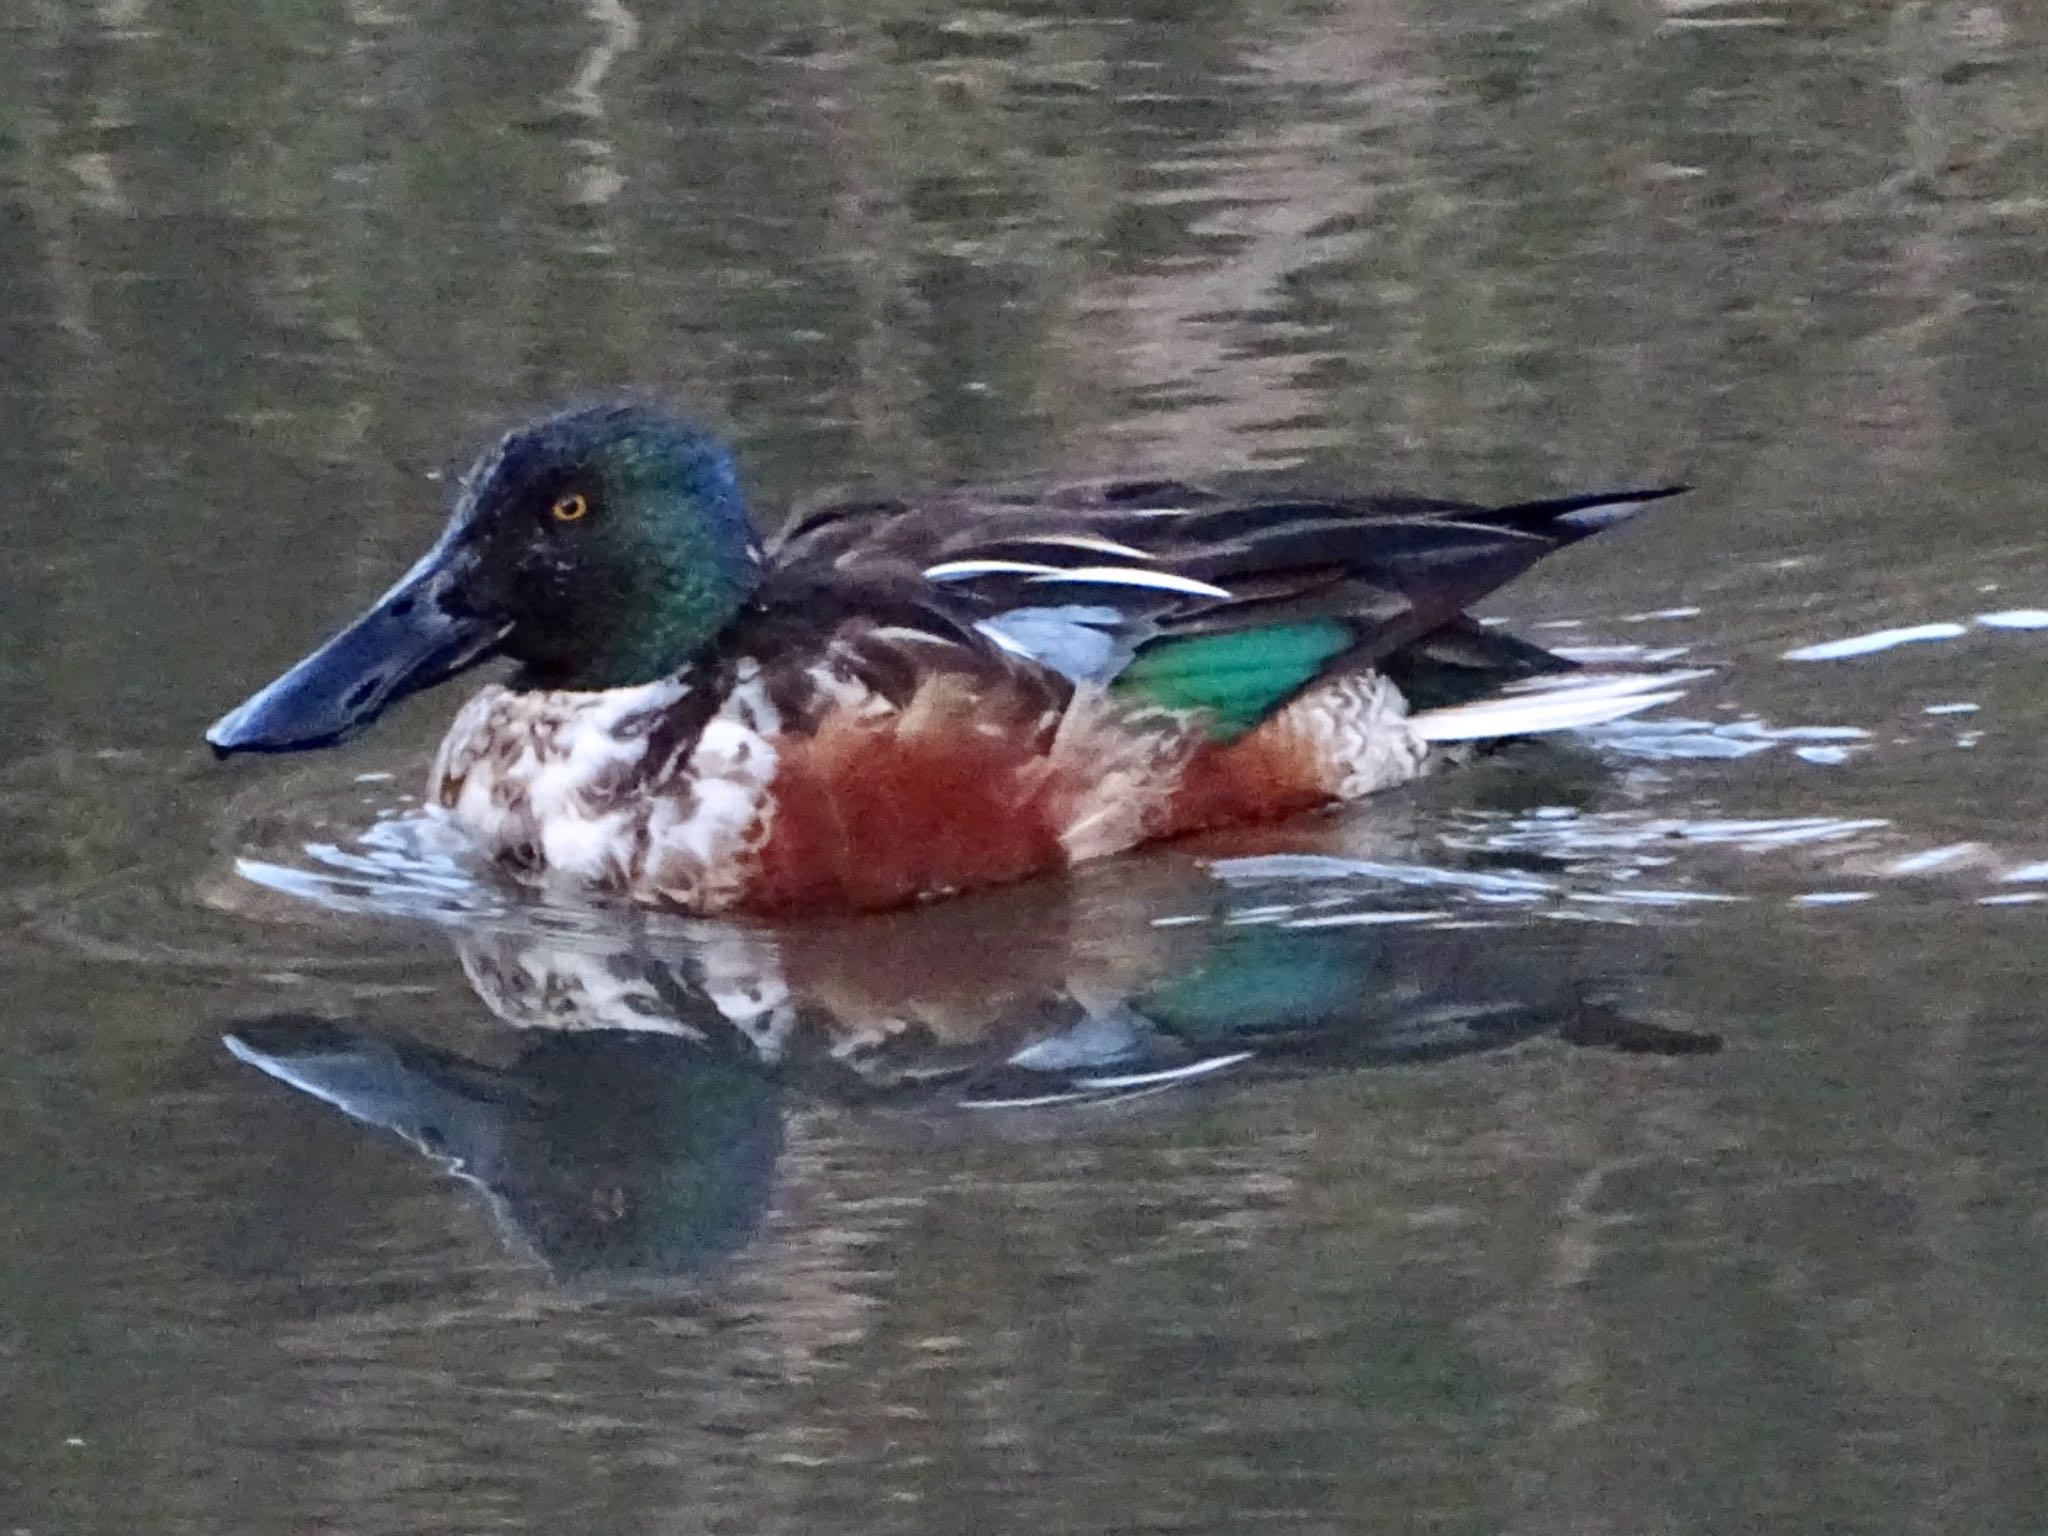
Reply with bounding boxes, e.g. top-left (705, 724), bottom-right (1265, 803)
top-left (224, 858), bottom-right (1718, 1283)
